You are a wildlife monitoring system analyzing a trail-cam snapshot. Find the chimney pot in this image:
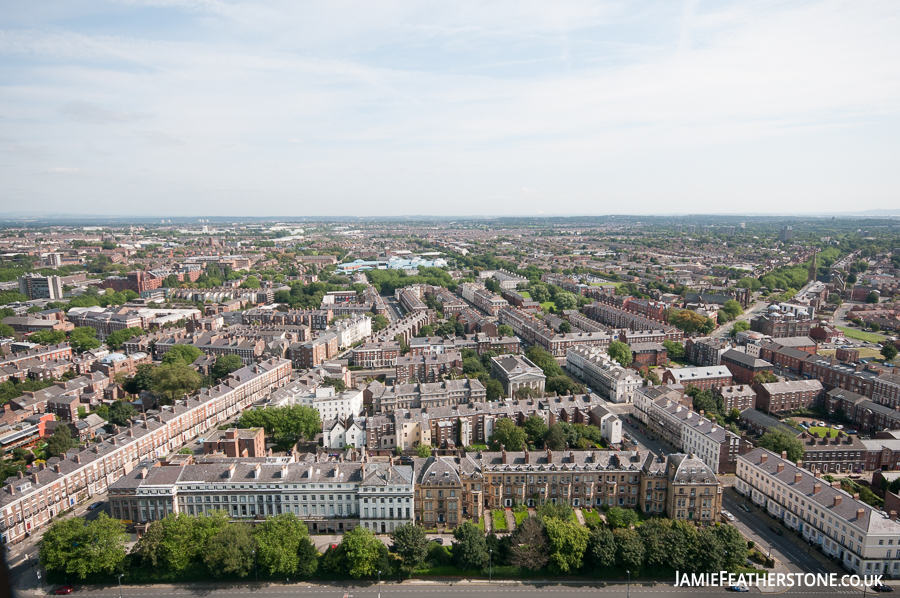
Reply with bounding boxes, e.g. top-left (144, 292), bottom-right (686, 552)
top-left (777, 463), bottom-right (784, 473)
top-left (890, 511), bottom-right (898, 521)
top-left (857, 508), bottom-right (865, 520)
top-left (834, 495), bottom-right (842, 507)
top-left (760, 453), bottom-right (768, 464)
top-left (813, 483), bottom-right (822, 494)
top-left (794, 471), bottom-right (803, 484)
top-left (781, 451), bottom-right (787, 459)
